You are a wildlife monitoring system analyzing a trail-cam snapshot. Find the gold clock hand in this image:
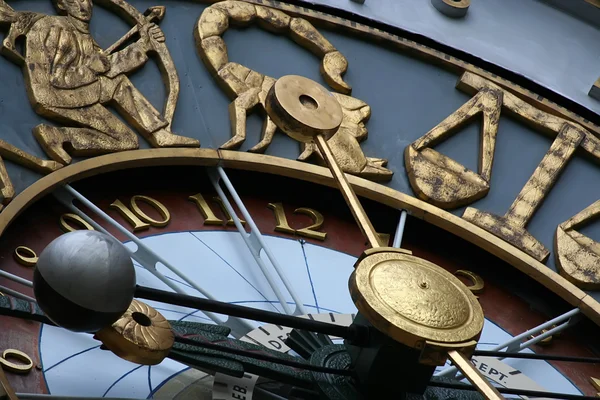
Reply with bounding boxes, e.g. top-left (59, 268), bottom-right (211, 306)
top-left (0, 365), bottom-right (18, 400)
top-left (265, 75), bottom-right (502, 400)
top-left (314, 134), bottom-right (380, 249)
top-left (265, 75), bottom-right (381, 249)
top-left (448, 350), bottom-right (503, 400)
